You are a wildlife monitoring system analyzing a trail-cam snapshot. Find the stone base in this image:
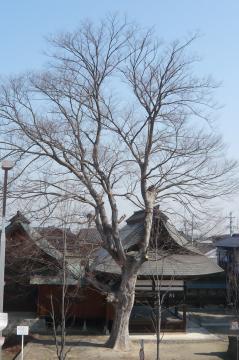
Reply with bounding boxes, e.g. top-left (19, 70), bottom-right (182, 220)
top-left (0, 336), bottom-right (5, 347)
